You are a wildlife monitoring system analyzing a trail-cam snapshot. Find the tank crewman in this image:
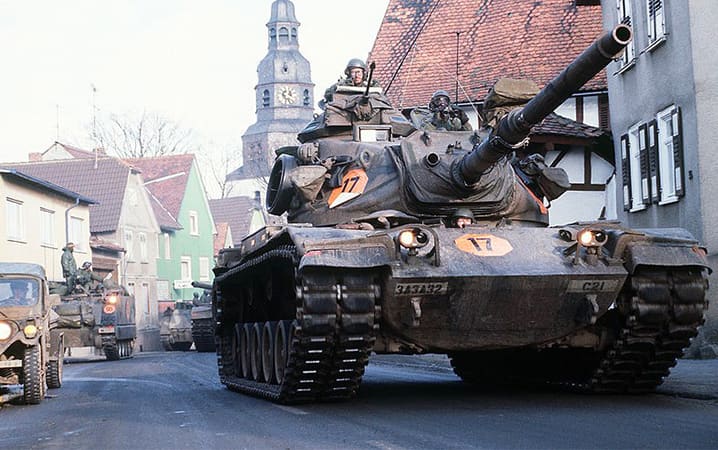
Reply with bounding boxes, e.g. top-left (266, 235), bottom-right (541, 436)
top-left (61, 242), bottom-right (78, 290)
top-left (319, 58), bottom-right (381, 109)
top-left (1, 280), bottom-right (33, 306)
top-left (76, 261), bottom-right (105, 291)
top-left (427, 90), bottom-right (472, 131)
top-left (450, 208), bottom-right (475, 228)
